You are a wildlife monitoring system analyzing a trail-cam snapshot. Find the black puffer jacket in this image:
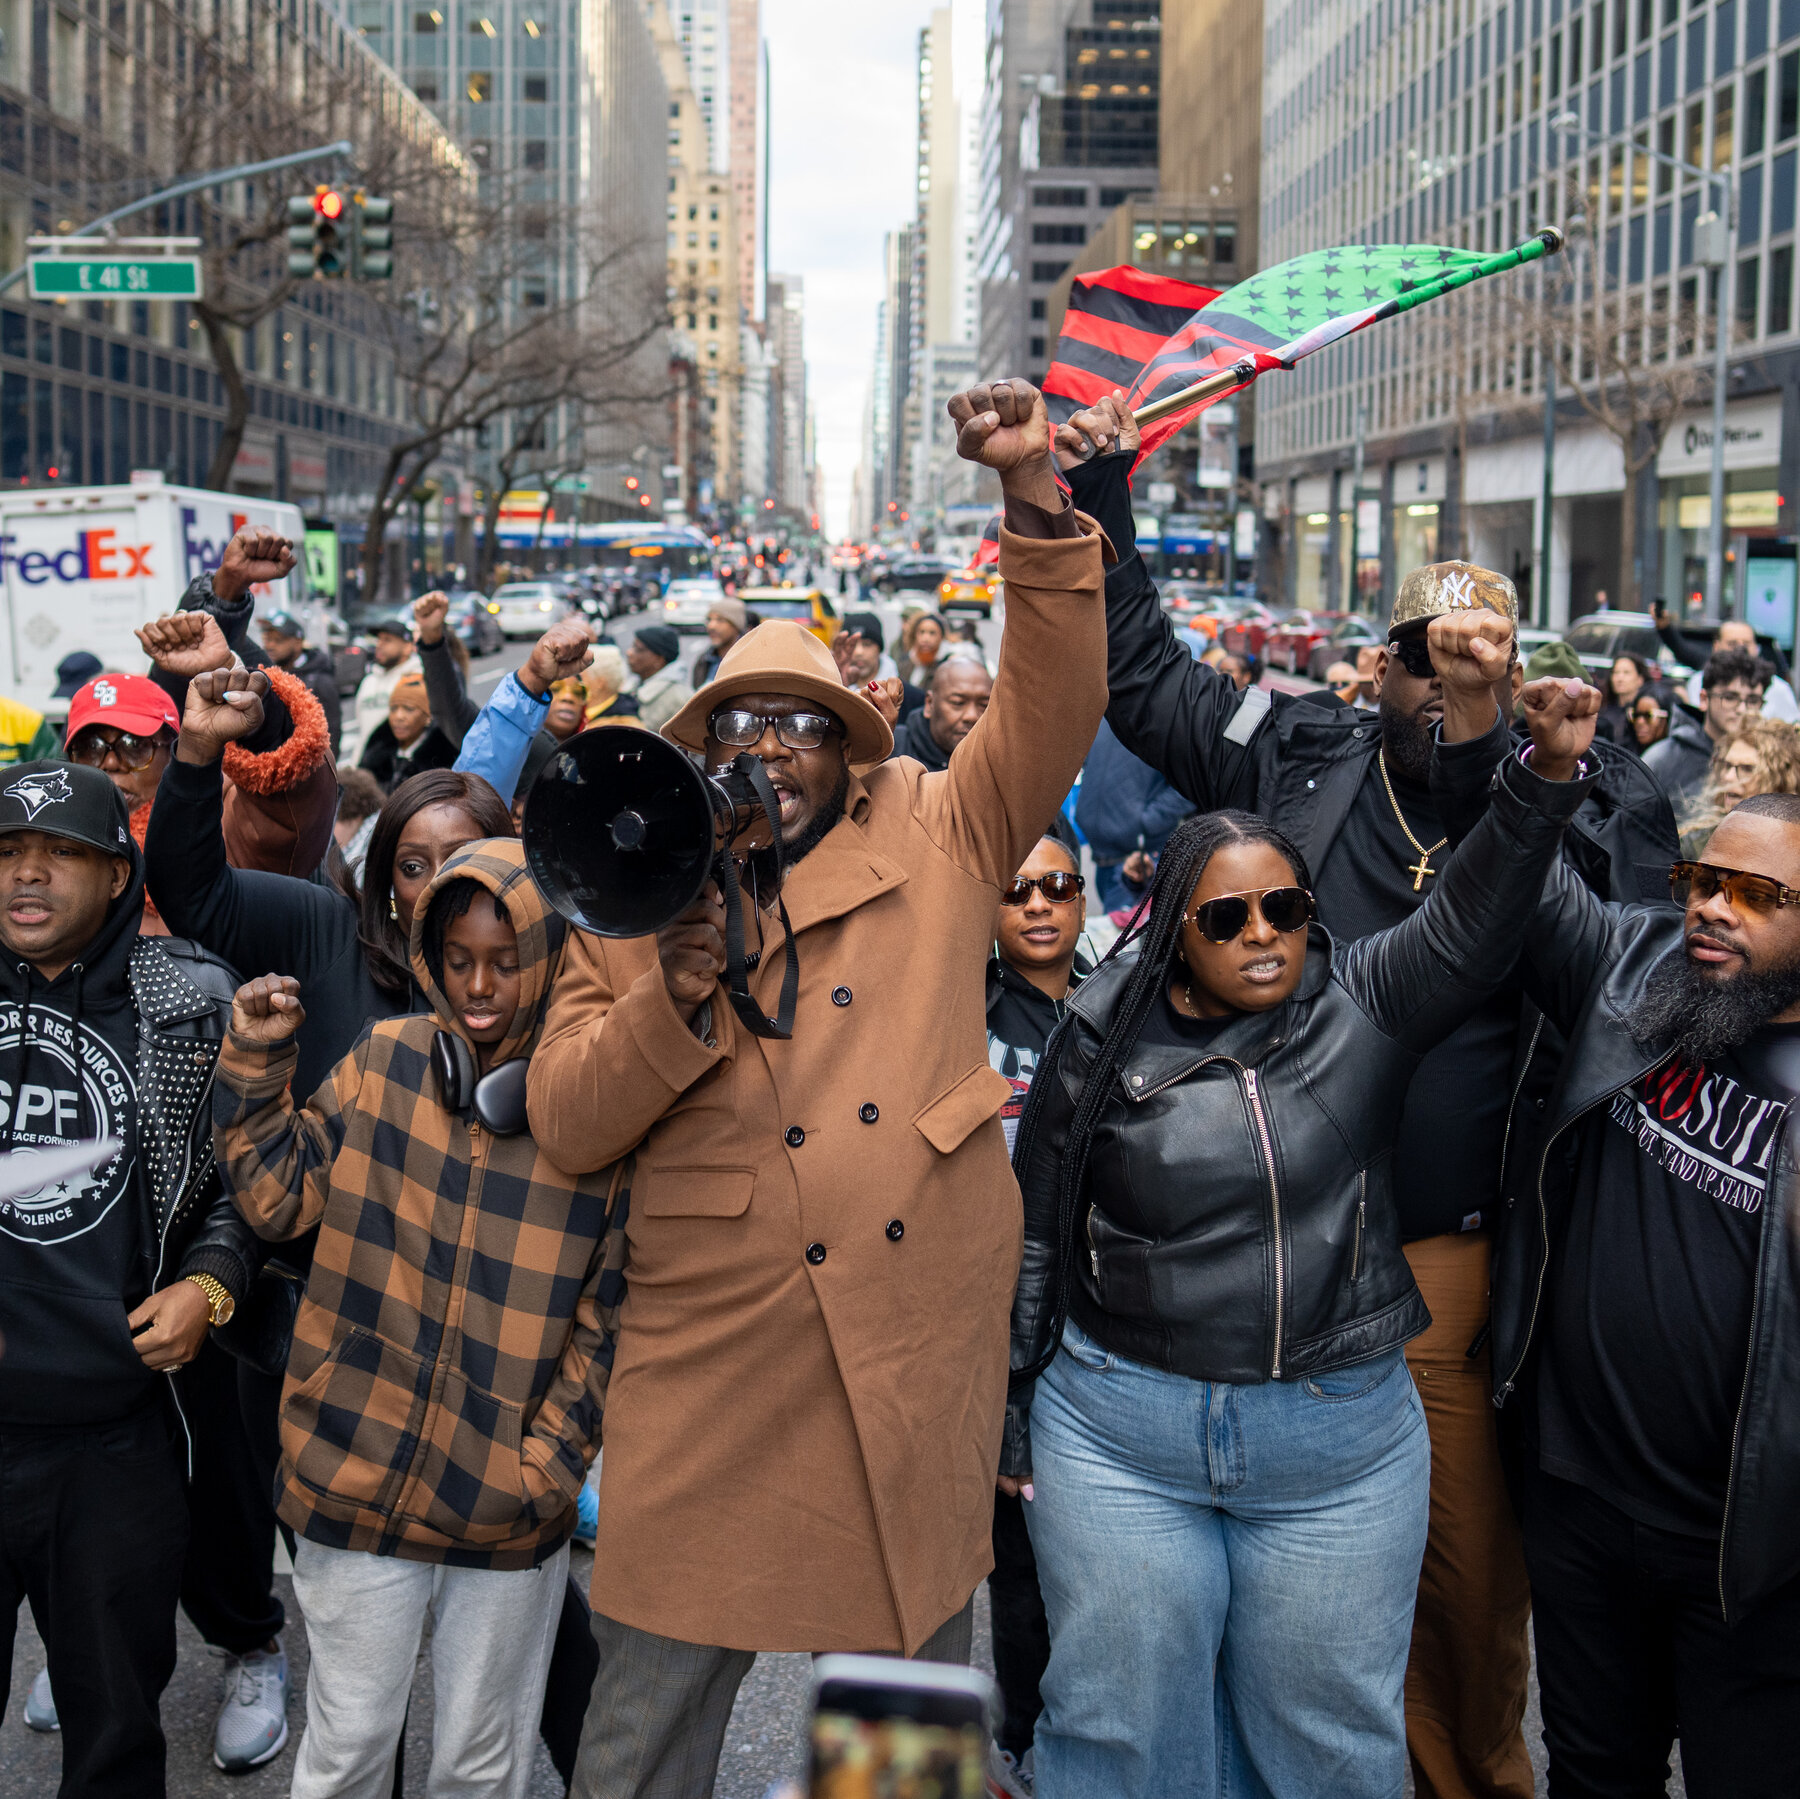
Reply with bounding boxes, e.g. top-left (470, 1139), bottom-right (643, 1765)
top-left (1004, 748), bottom-right (1597, 1475)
